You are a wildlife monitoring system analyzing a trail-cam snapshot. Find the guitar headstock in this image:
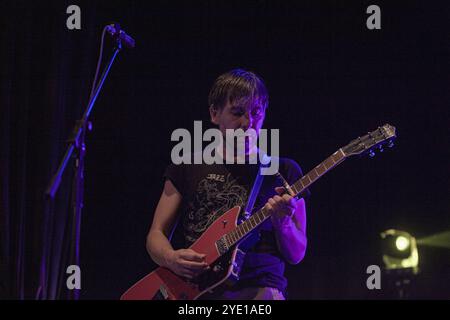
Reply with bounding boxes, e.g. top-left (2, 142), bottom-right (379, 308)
top-left (342, 124), bottom-right (397, 158)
